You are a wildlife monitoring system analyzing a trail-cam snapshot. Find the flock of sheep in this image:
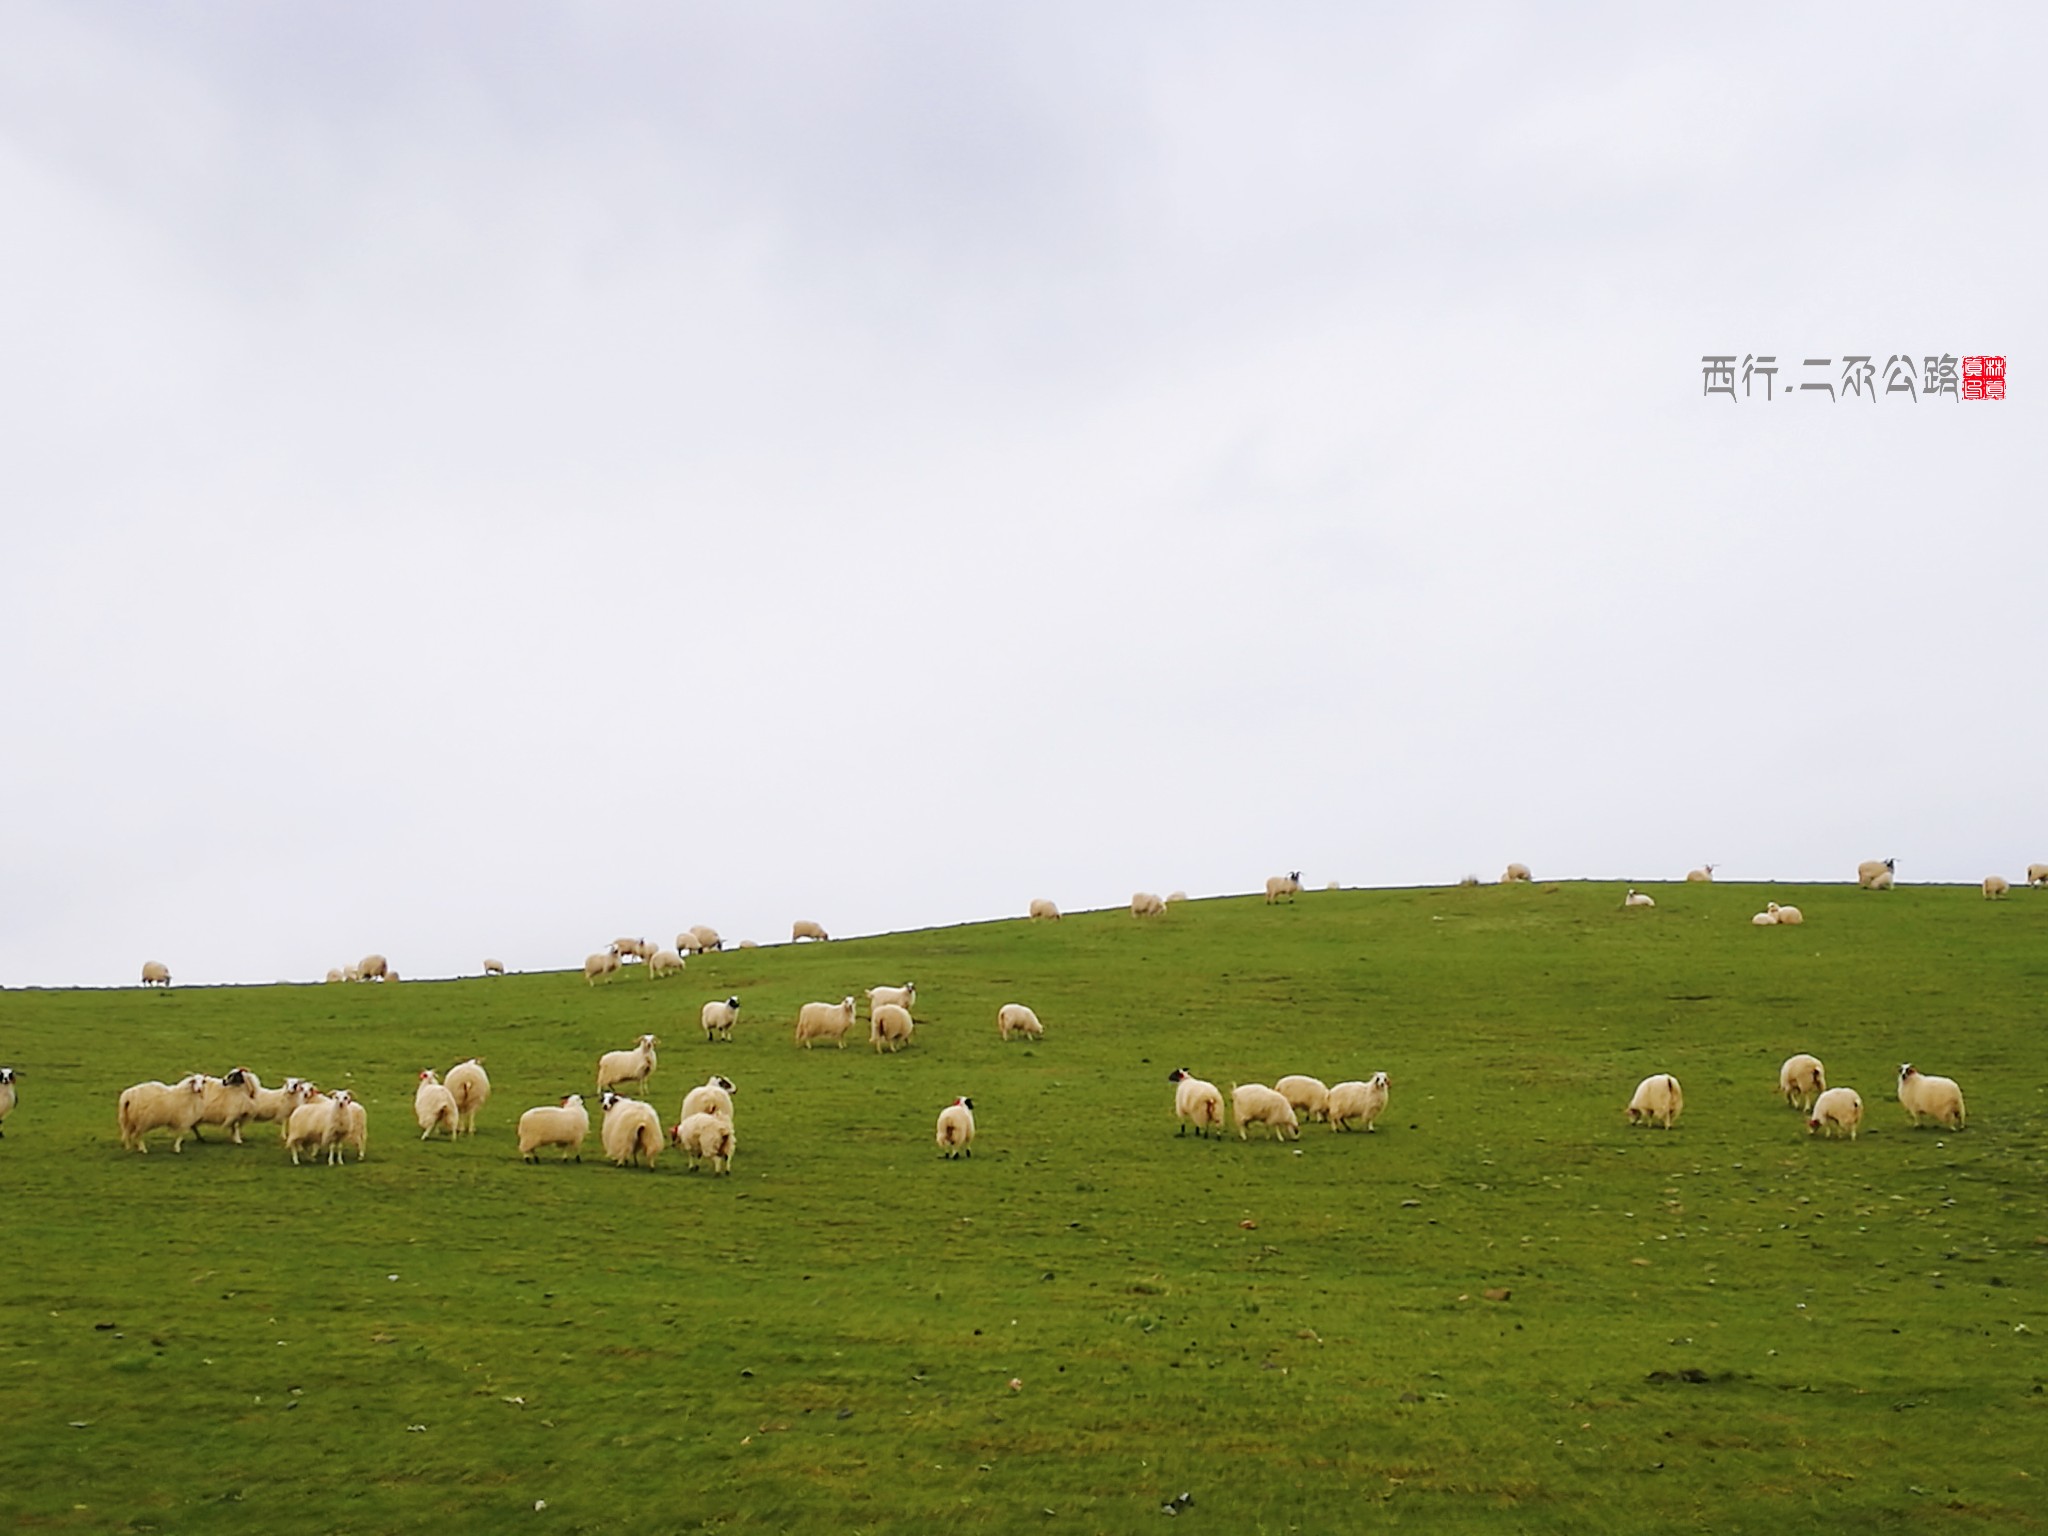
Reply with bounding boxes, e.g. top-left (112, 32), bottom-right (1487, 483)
top-left (1625, 1058), bottom-right (1967, 1141)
